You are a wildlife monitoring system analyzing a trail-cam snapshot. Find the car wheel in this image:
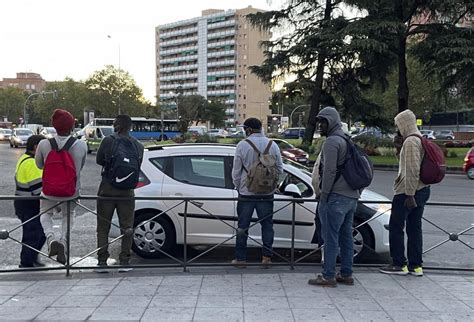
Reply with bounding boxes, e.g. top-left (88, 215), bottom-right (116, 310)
top-left (132, 212), bottom-right (176, 259)
top-left (353, 220), bottom-right (374, 262)
top-left (467, 166), bottom-right (474, 180)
